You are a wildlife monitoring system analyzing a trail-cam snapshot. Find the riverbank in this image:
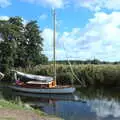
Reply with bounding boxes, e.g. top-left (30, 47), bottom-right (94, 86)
top-left (0, 99), bottom-right (62, 120)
